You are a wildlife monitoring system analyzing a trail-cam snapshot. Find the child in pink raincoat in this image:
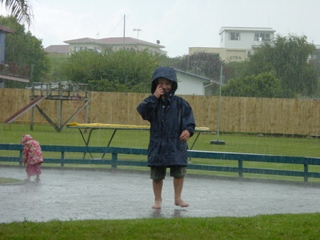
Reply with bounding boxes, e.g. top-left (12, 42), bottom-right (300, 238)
top-left (21, 134), bottom-right (43, 181)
